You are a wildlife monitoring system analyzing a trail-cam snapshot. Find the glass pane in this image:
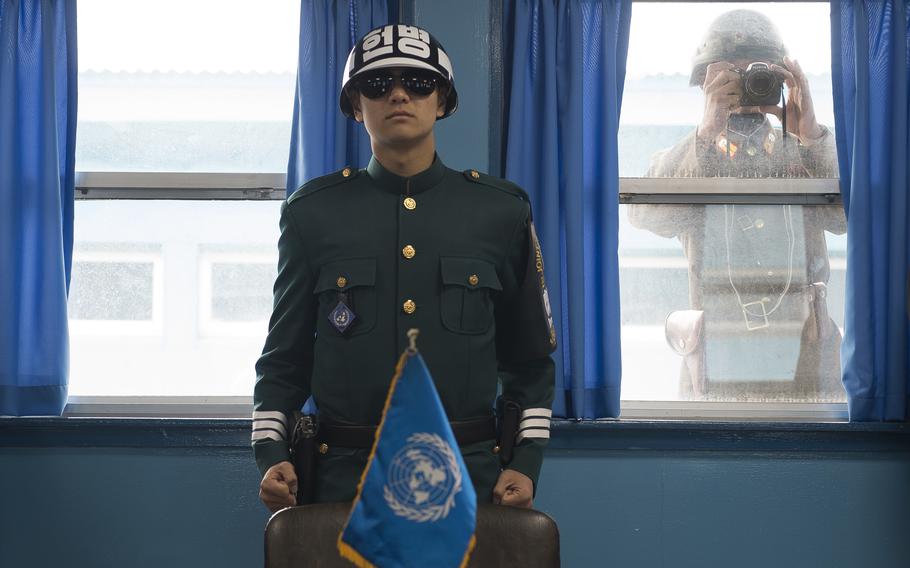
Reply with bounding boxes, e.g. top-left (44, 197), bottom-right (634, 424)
top-left (68, 200), bottom-right (281, 396)
top-left (621, 3), bottom-right (836, 179)
top-left (619, 203), bottom-right (848, 402)
top-left (210, 263), bottom-right (276, 322)
top-left (76, 0), bottom-right (299, 172)
top-left (69, 261), bottom-right (154, 321)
